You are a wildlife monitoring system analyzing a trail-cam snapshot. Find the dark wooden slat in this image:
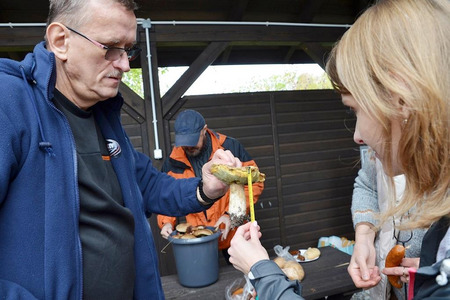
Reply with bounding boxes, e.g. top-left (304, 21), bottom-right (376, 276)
top-left (297, 0), bottom-right (326, 23)
top-left (161, 247), bottom-right (358, 300)
top-left (150, 25), bottom-right (347, 43)
top-left (119, 82), bottom-right (145, 123)
top-left (161, 41), bottom-right (229, 116)
top-left (227, 0), bottom-right (250, 20)
top-left (300, 42), bottom-right (330, 68)
top-left (0, 27), bottom-right (45, 47)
